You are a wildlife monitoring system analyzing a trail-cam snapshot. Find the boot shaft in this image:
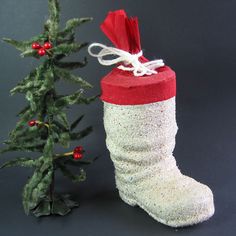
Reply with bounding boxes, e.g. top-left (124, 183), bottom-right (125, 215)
top-left (103, 97), bottom-right (179, 188)
top-left (104, 97), bottom-right (178, 163)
